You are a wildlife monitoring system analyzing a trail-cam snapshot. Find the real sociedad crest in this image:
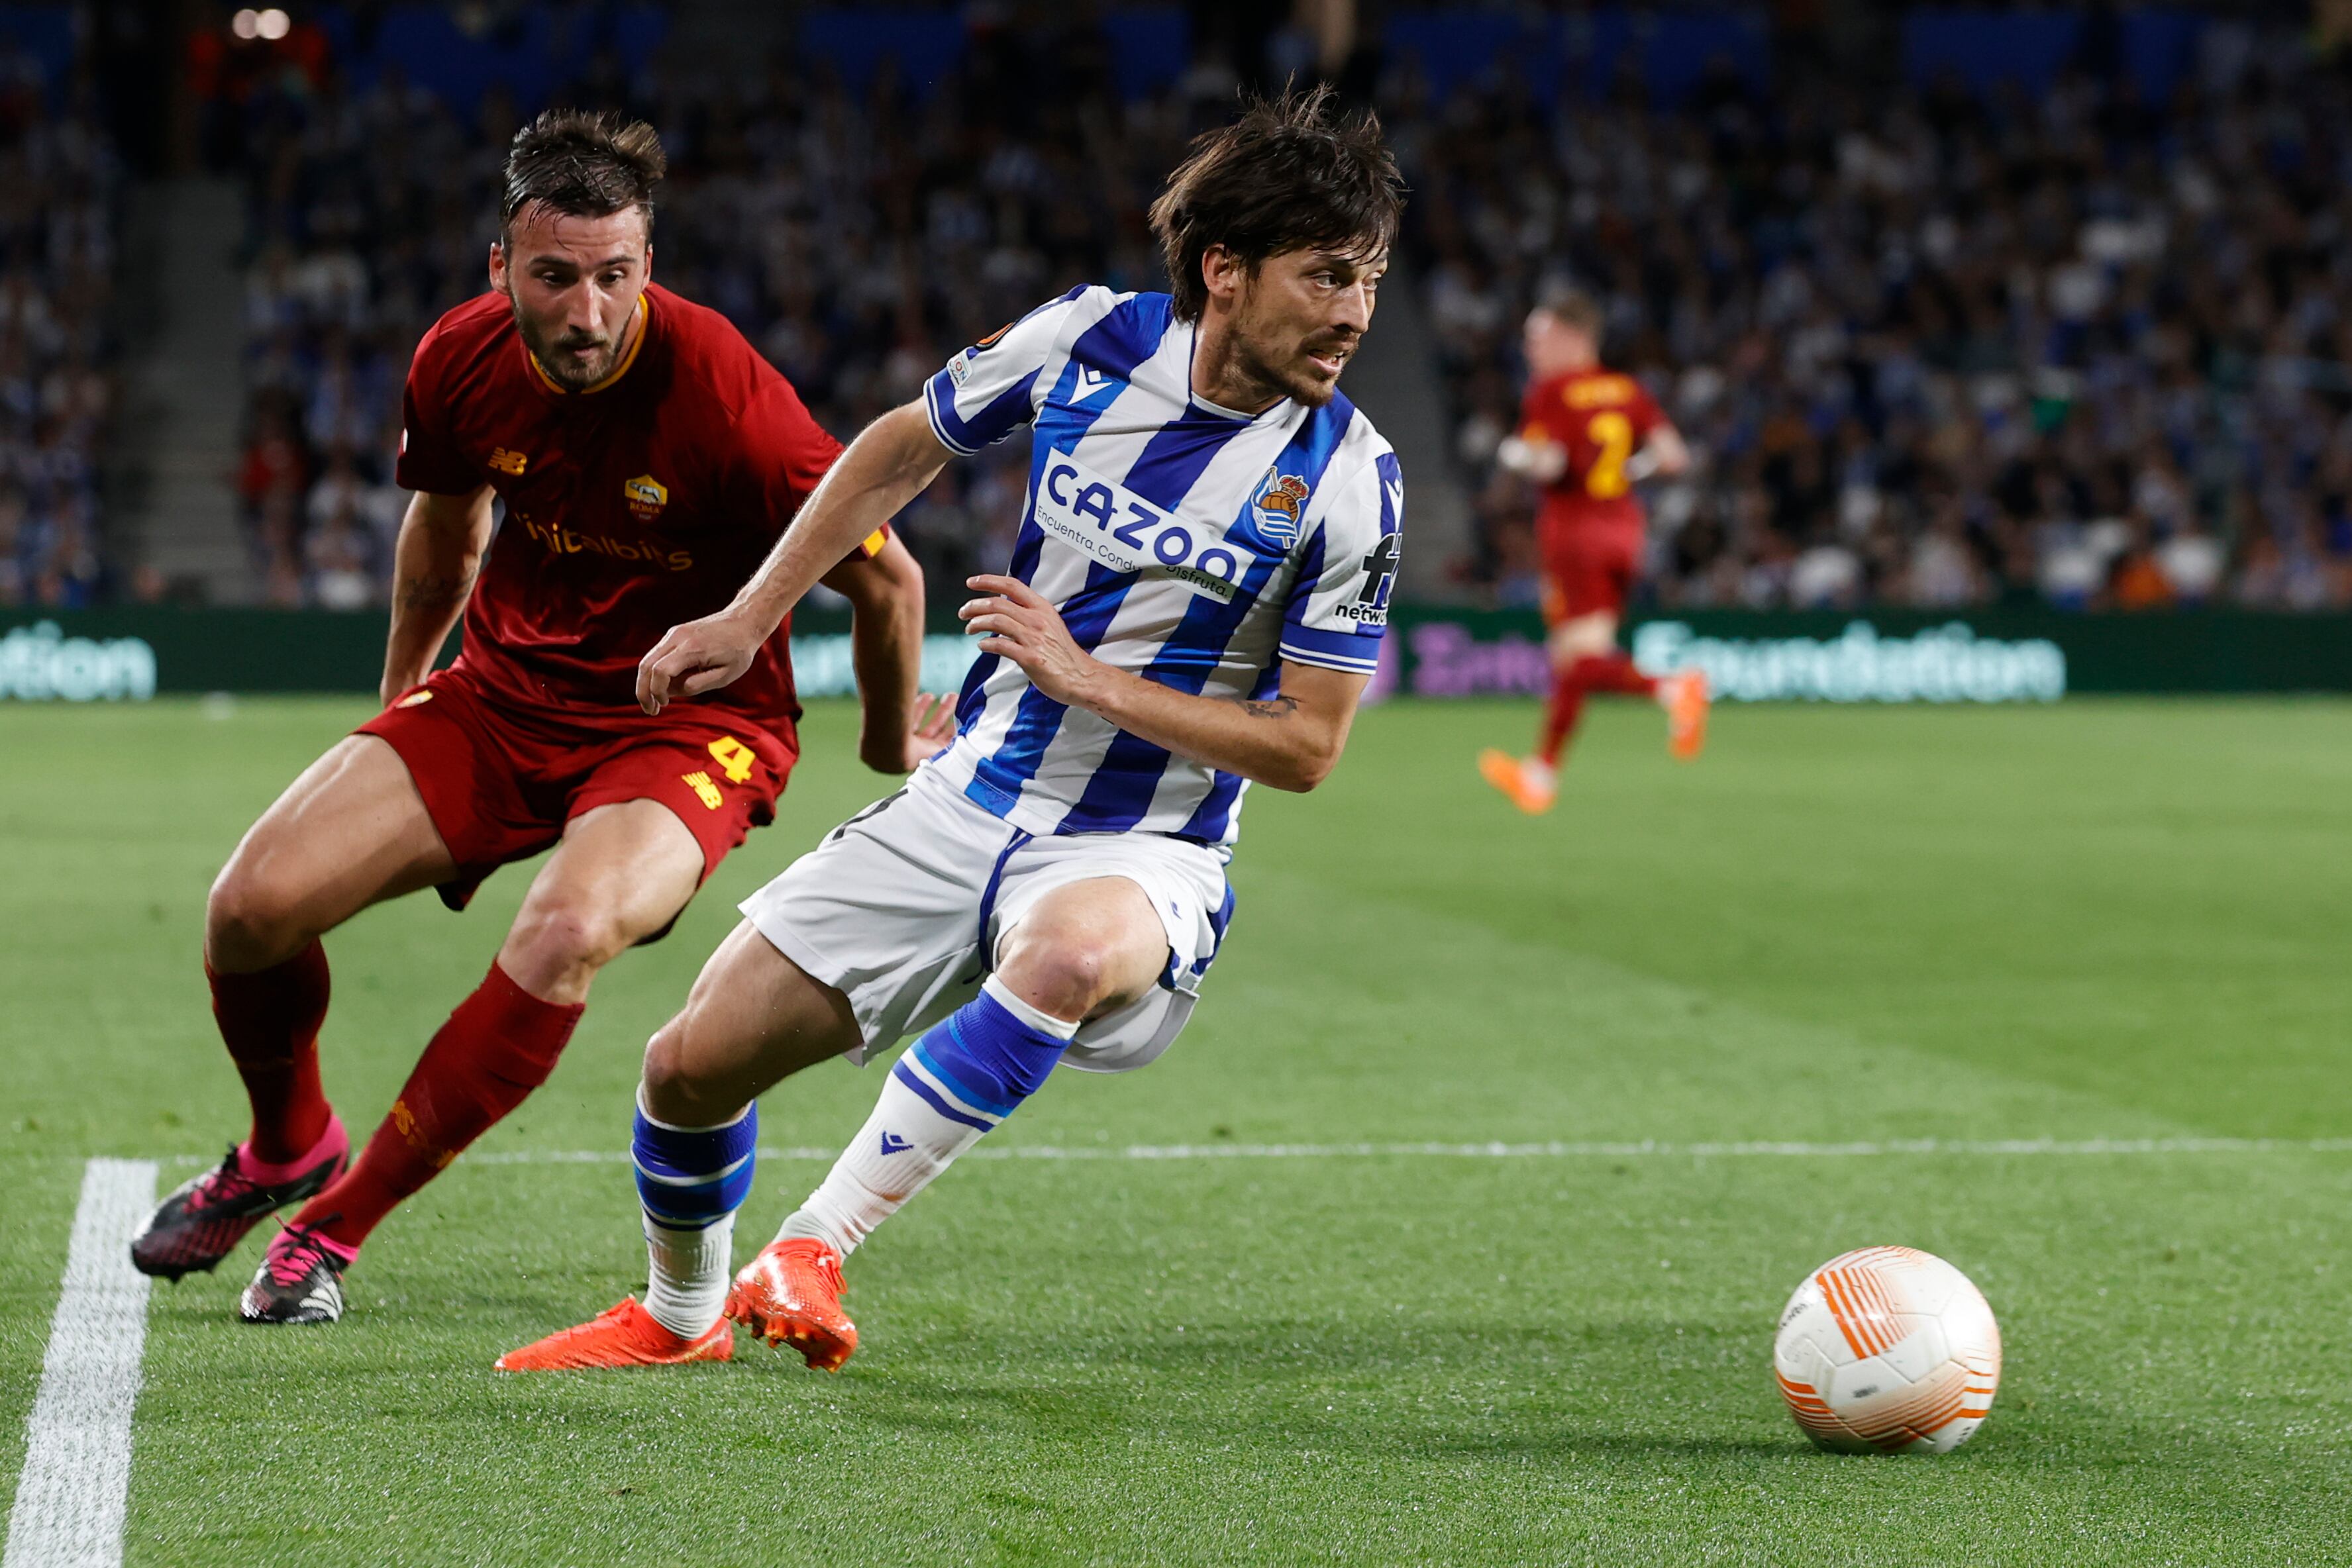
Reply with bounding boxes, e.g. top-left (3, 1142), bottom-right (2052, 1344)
top-left (1248, 467), bottom-right (1310, 548)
